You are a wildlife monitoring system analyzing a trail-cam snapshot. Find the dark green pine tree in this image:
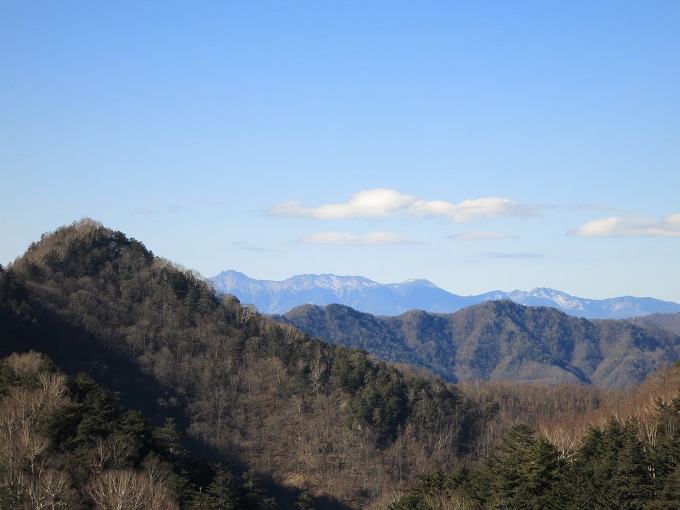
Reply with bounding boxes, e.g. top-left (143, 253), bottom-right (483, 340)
top-left (485, 424), bottom-right (563, 510)
top-left (649, 464), bottom-right (680, 509)
top-left (241, 470), bottom-right (277, 510)
top-left (644, 396), bottom-right (680, 509)
top-left (571, 419), bottom-right (653, 509)
top-left (152, 418), bottom-right (190, 461)
top-left (608, 421), bottom-right (652, 509)
top-left (386, 471), bottom-right (449, 510)
top-left (294, 491), bottom-right (315, 510)
top-left (569, 425), bottom-right (613, 508)
top-left (39, 373), bottom-right (119, 456)
top-left (190, 466), bottom-right (241, 510)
